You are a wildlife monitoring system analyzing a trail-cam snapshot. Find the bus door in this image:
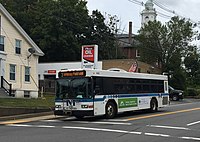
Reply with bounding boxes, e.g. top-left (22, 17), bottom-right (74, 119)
top-left (93, 77), bottom-right (105, 116)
